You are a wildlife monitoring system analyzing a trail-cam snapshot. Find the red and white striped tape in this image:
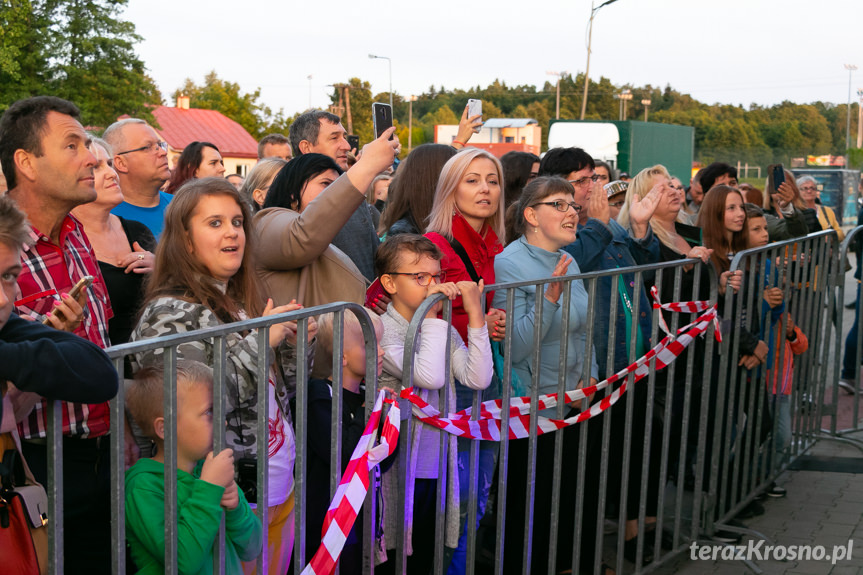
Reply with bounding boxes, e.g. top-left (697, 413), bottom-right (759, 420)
top-left (650, 285), bottom-right (721, 342)
top-left (301, 391), bottom-right (400, 575)
top-left (399, 302), bottom-right (719, 441)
